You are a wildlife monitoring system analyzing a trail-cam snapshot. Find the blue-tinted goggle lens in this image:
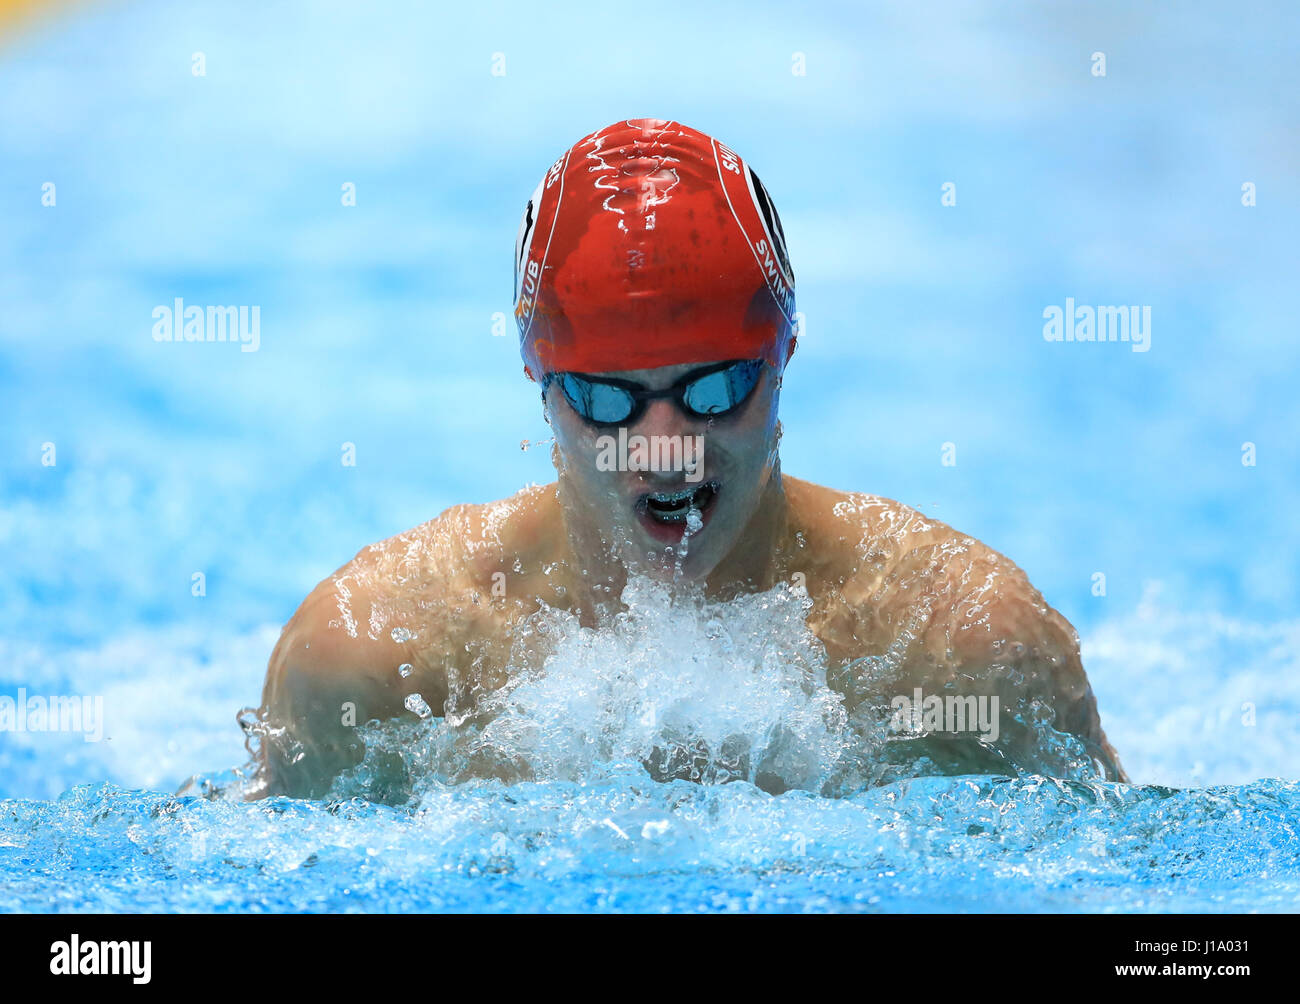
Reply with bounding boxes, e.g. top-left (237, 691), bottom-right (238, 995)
top-left (549, 360), bottom-right (764, 426)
